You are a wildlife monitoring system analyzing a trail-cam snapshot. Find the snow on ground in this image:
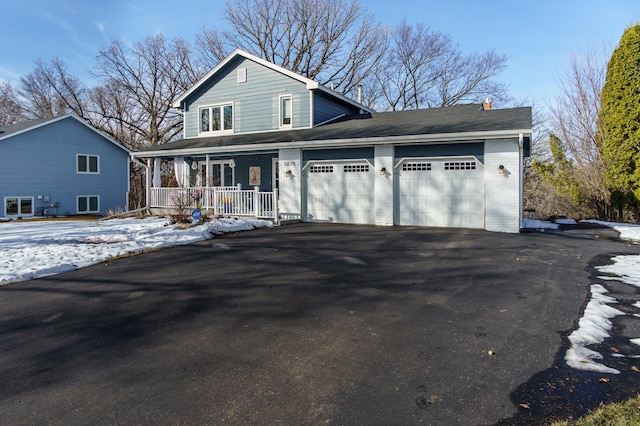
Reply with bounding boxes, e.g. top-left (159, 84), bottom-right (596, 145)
top-left (522, 217), bottom-right (640, 373)
top-left (3, 214), bottom-right (640, 374)
top-left (554, 218), bottom-right (577, 225)
top-left (523, 218), bottom-right (640, 243)
top-left (0, 217), bottom-right (273, 285)
top-left (522, 218), bottom-right (559, 230)
top-left (565, 284), bottom-right (626, 374)
top-left (598, 255), bottom-right (640, 287)
top-left (565, 254), bottom-right (640, 374)
top-left (581, 219), bottom-right (640, 243)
